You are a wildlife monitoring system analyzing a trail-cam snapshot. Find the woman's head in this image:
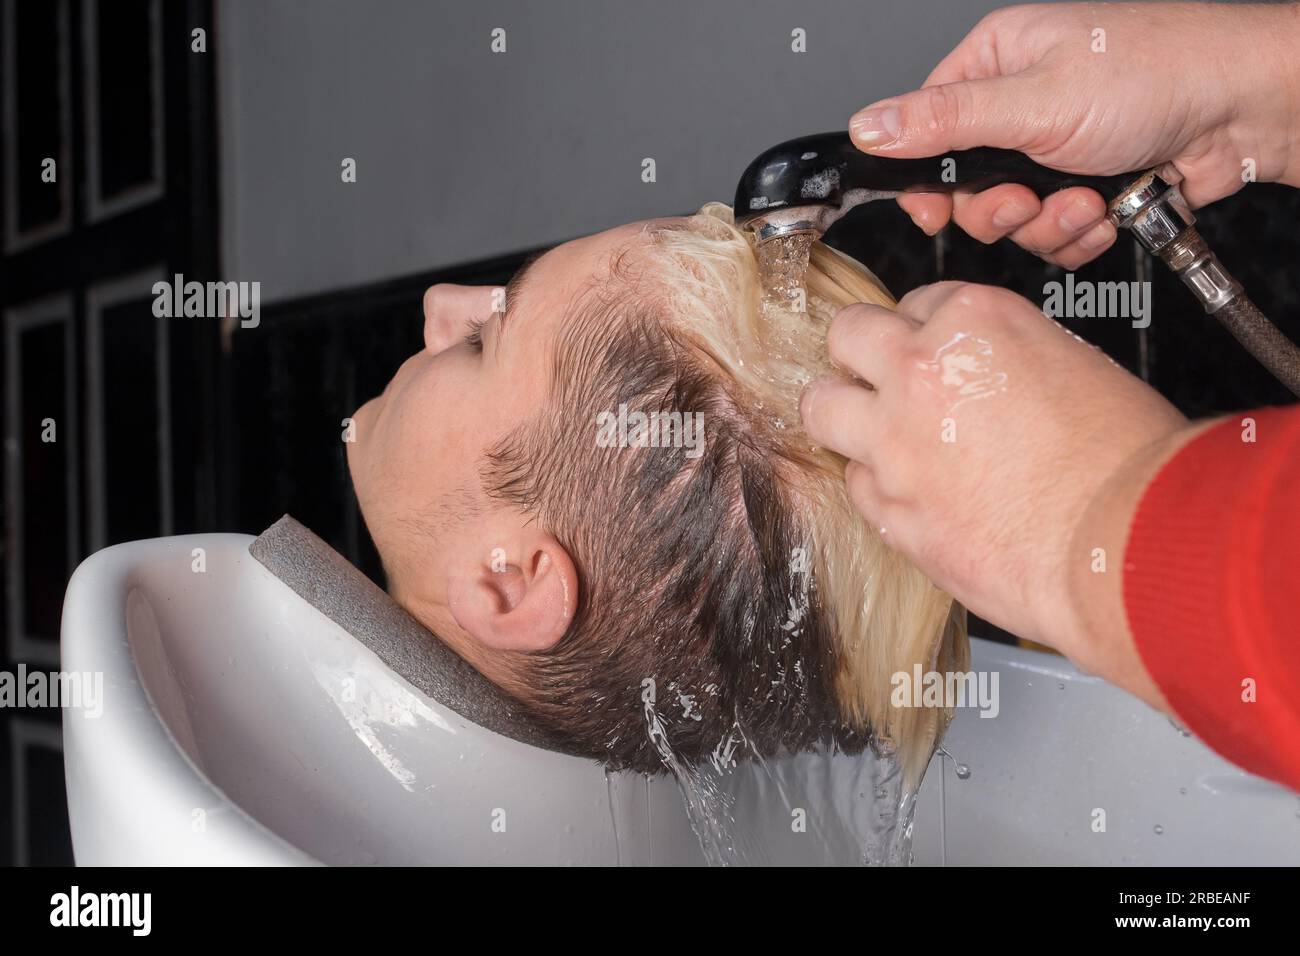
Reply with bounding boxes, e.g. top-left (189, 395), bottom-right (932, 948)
top-left (347, 206), bottom-right (966, 784)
